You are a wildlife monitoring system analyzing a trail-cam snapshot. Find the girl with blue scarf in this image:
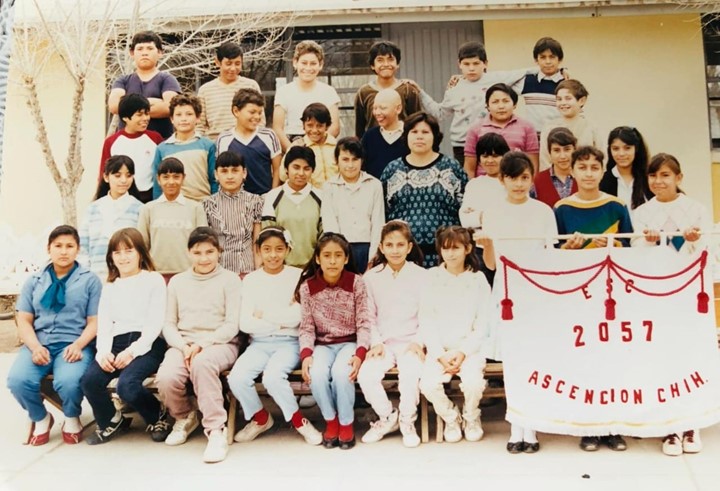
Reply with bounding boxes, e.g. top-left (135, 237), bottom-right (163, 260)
top-left (7, 225), bottom-right (102, 446)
